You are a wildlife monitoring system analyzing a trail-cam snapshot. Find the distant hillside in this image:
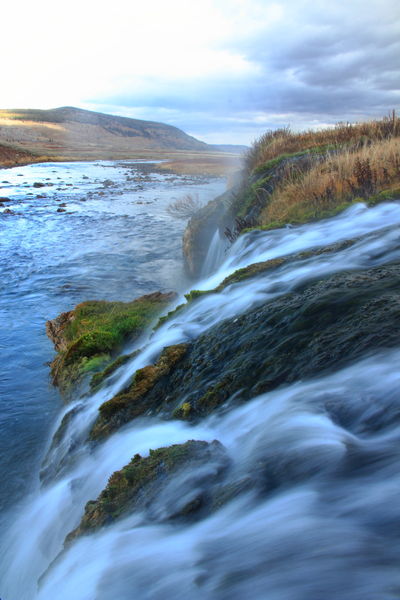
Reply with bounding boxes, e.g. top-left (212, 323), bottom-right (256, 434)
top-left (0, 107), bottom-right (211, 162)
top-left (0, 141), bottom-right (37, 168)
